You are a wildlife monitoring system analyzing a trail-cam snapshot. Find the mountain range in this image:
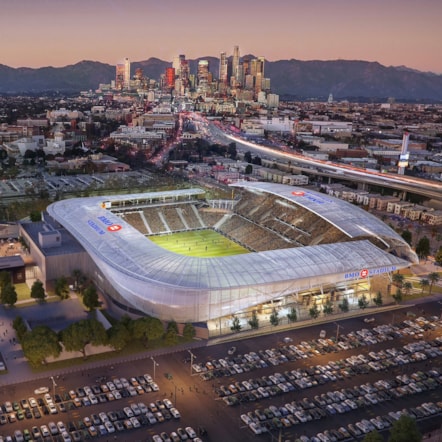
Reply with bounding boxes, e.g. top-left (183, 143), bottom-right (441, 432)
top-left (0, 57), bottom-right (441, 101)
